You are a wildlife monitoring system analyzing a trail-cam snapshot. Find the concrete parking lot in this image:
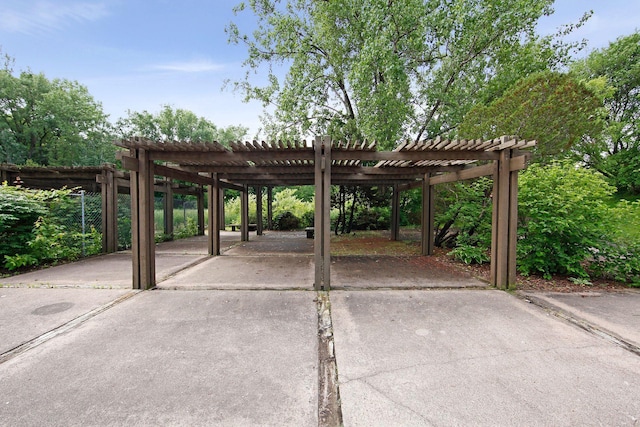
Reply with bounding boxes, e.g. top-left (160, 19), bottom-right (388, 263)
top-left (1, 232), bottom-right (639, 426)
